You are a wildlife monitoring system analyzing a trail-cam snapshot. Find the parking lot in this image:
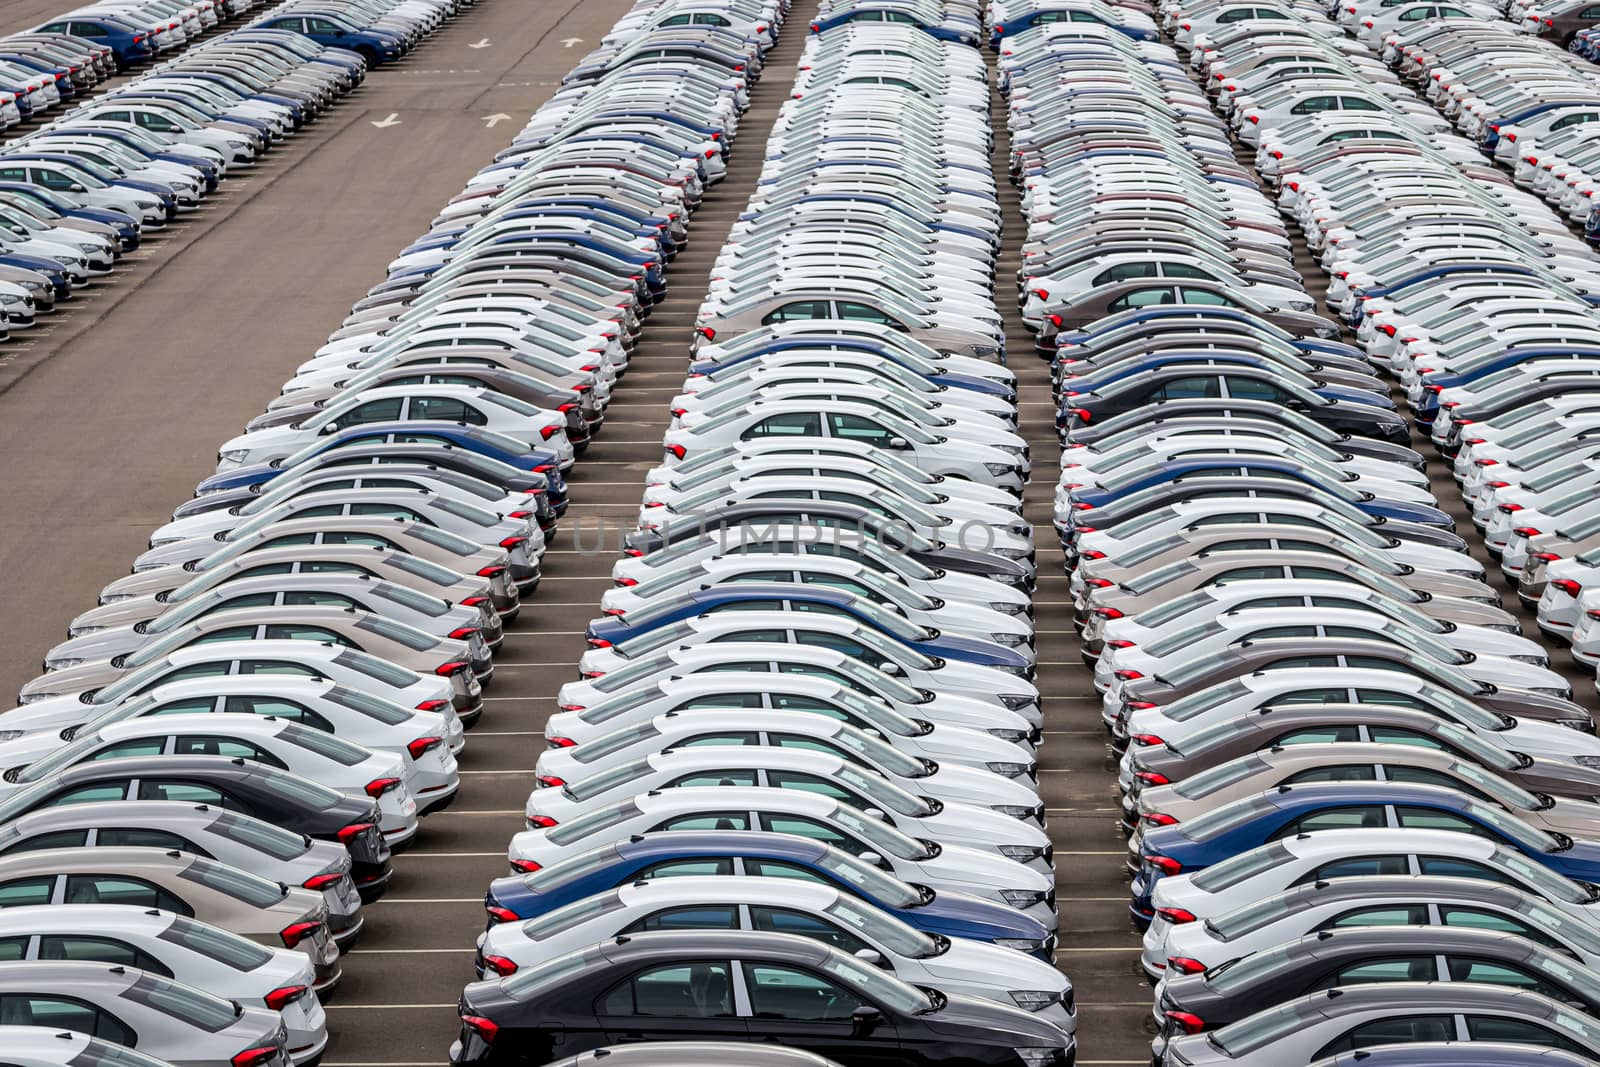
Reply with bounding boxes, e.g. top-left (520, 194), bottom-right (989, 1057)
top-left (0, 0), bottom-right (1598, 1063)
